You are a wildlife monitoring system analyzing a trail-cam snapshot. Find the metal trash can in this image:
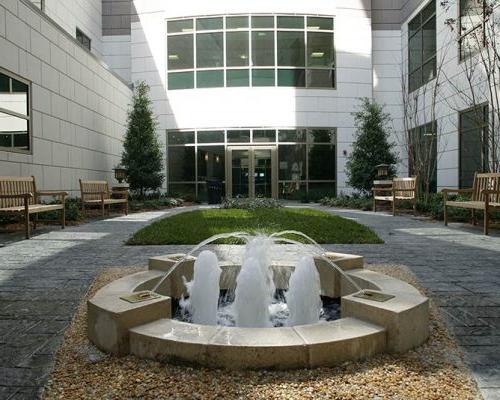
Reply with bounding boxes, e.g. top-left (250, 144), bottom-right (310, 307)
top-left (206, 179), bottom-right (223, 204)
